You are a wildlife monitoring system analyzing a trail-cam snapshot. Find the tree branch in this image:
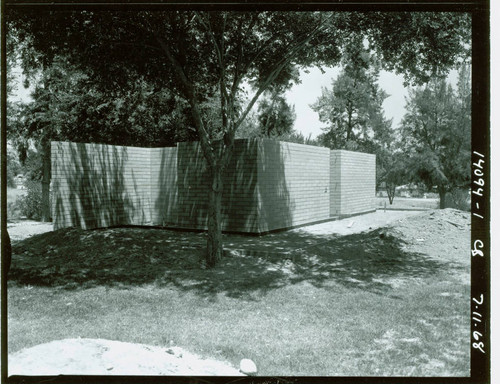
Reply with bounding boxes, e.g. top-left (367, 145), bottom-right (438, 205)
top-left (196, 11), bottom-right (233, 146)
top-left (235, 23), bottom-right (326, 130)
top-left (230, 14), bottom-right (257, 100)
top-left (99, 38), bottom-right (164, 55)
top-left (153, 31), bottom-right (216, 166)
